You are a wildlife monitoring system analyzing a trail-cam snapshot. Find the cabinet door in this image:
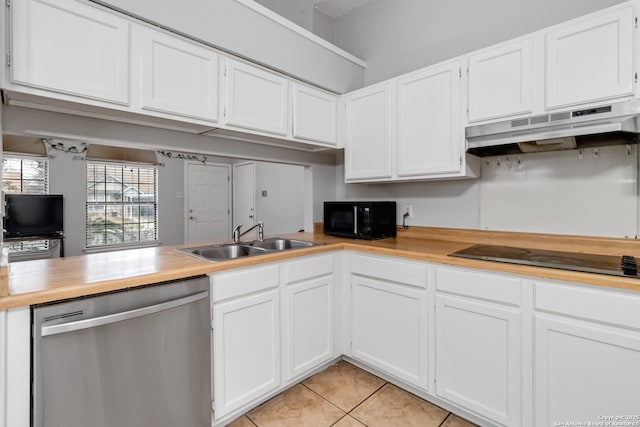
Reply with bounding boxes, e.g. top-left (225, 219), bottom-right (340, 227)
top-left (11, 0), bottom-right (129, 105)
top-left (225, 59), bottom-right (289, 136)
top-left (435, 295), bottom-right (521, 426)
top-left (213, 289), bottom-right (280, 419)
top-left (351, 275), bottom-right (427, 389)
top-left (396, 61), bottom-right (462, 177)
top-left (468, 38), bottom-right (533, 122)
top-left (134, 26), bottom-right (219, 122)
top-left (344, 83), bottom-right (393, 181)
top-left (292, 84), bottom-right (338, 145)
top-left (534, 313), bottom-right (640, 425)
top-left (284, 276), bottom-right (334, 382)
top-left (545, 5), bottom-right (635, 109)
